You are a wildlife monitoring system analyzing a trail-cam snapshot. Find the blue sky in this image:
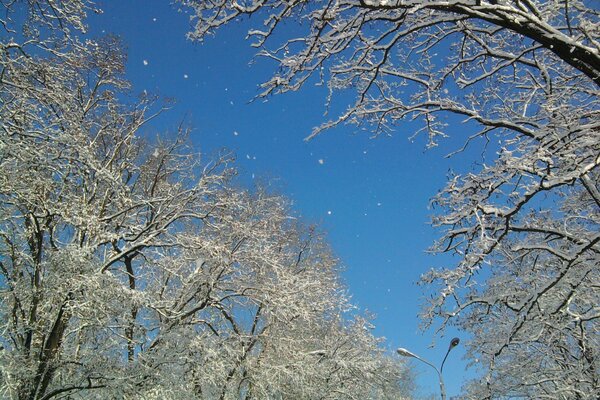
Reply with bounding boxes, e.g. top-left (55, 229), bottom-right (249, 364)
top-left (90, 1), bottom-right (478, 397)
